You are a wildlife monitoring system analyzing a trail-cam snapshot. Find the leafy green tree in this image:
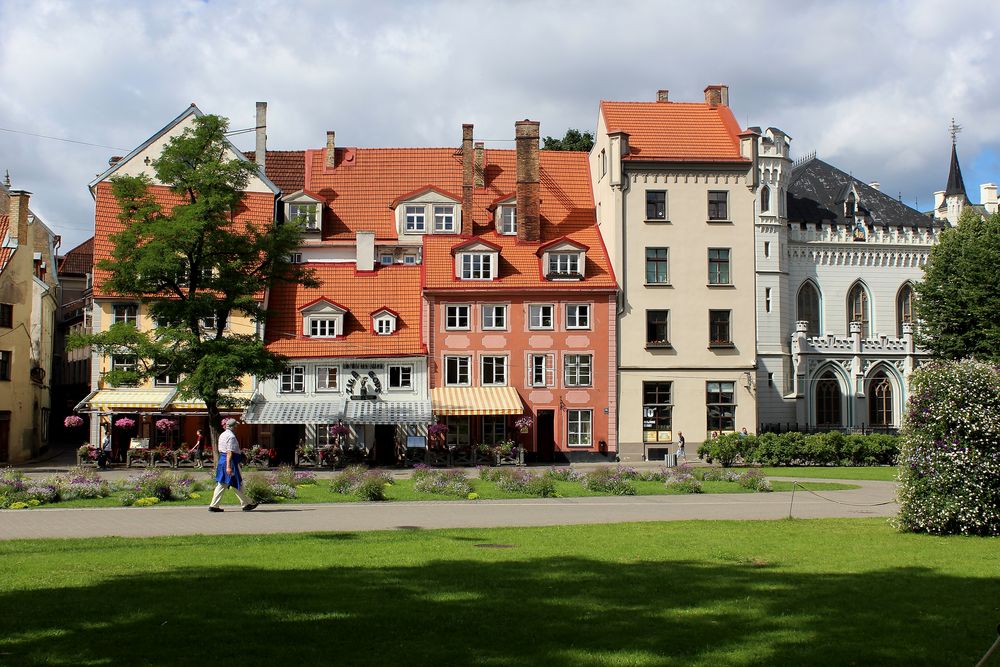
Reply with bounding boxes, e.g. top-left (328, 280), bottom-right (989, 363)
top-left (542, 128), bottom-right (594, 152)
top-left (914, 208), bottom-right (1000, 361)
top-left (70, 114), bottom-right (315, 453)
